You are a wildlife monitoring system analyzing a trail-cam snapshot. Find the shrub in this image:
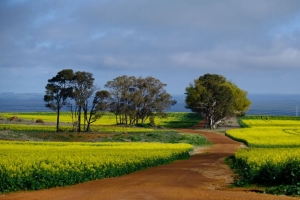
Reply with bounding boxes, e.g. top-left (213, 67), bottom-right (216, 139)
top-left (135, 123), bottom-right (152, 128)
top-left (35, 119), bottom-right (44, 123)
top-left (8, 116), bottom-right (19, 121)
